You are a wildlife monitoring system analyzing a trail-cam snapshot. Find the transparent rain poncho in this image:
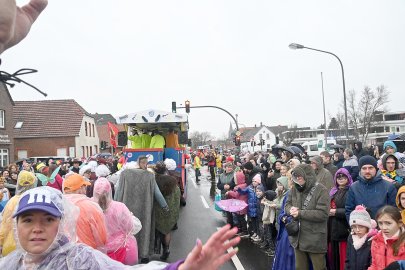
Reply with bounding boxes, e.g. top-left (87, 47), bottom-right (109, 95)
top-left (0, 186), bottom-right (169, 270)
top-left (93, 177), bottom-right (142, 265)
